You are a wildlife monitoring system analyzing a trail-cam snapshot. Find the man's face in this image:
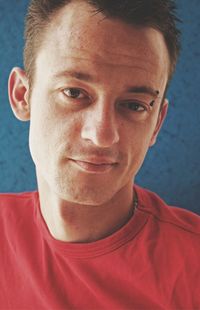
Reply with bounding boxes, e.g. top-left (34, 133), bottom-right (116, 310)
top-left (28, 1), bottom-right (169, 205)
